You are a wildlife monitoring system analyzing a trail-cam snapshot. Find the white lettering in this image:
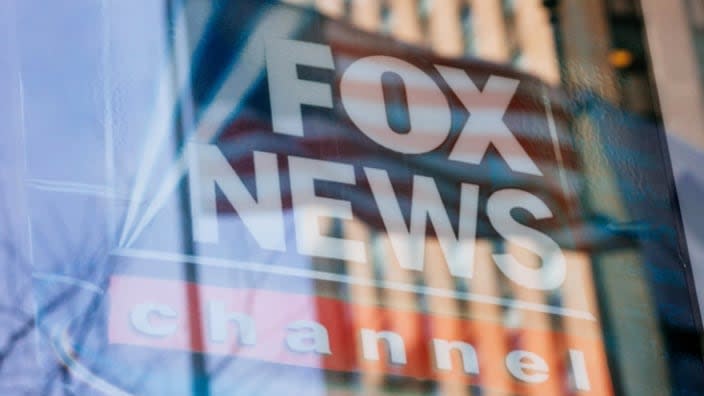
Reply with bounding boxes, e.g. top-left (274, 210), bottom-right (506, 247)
top-left (569, 349), bottom-right (592, 391)
top-left (286, 320), bottom-right (332, 355)
top-left (266, 38), bottom-right (334, 136)
top-left (365, 167), bottom-right (478, 277)
top-left (289, 156), bottom-right (367, 262)
top-left (360, 329), bottom-right (407, 365)
top-left (341, 56), bottom-right (452, 154)
top-left (487, 189), bottom-right (566, 290)
top-left (505, 350), bottom-right (550, 383)
top-left (433, 339), bottom-right (480, 374)
top-left (130, 303), bottom-right (177, 337)
top-left (188, 143), bottom-right (285, 250)
top-left (436, 67), bottom-right (542, 176)
top-left (207, 301), bottom-right (256, 345)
